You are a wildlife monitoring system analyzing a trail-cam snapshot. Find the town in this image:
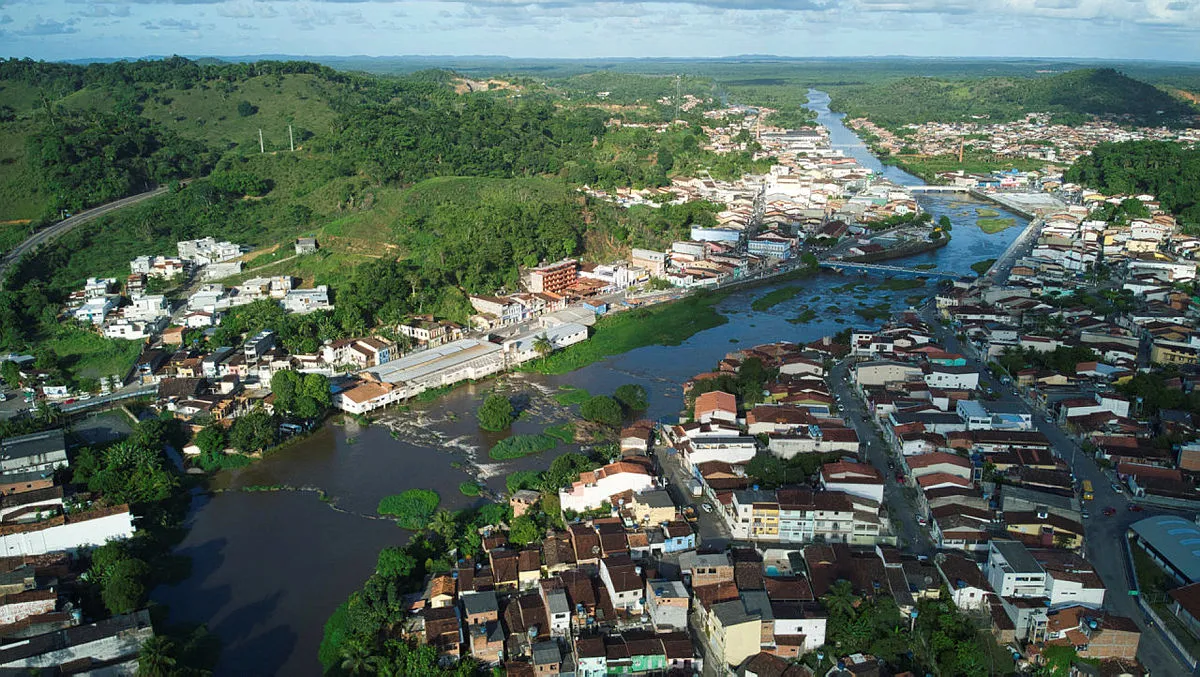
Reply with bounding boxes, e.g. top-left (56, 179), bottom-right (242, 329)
top-left (0, 76), bottom-right (1199, 677)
